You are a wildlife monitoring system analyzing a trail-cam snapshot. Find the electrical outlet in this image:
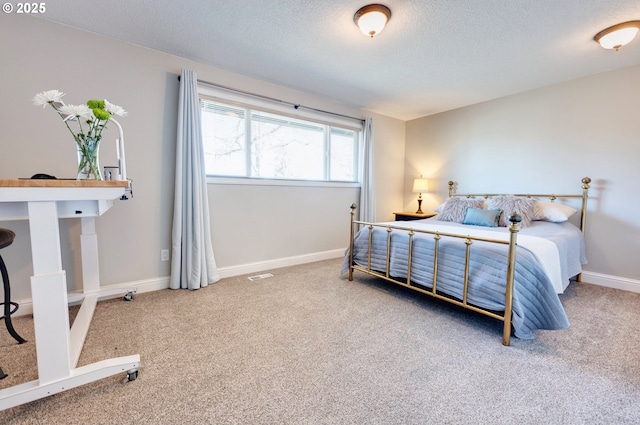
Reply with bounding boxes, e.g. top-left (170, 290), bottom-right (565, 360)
top-left (161, 249), bottom-right (169, 262)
